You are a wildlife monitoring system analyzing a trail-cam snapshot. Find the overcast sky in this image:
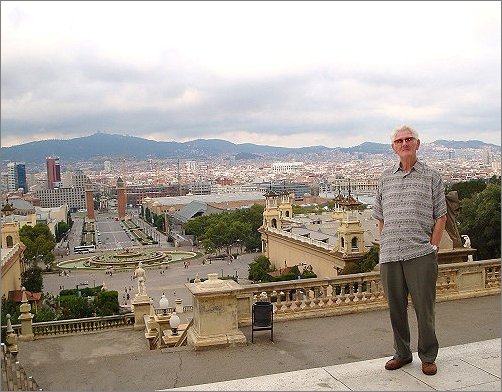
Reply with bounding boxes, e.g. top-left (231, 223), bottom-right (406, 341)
top-left (1, 1), bottom-right (500, 148)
